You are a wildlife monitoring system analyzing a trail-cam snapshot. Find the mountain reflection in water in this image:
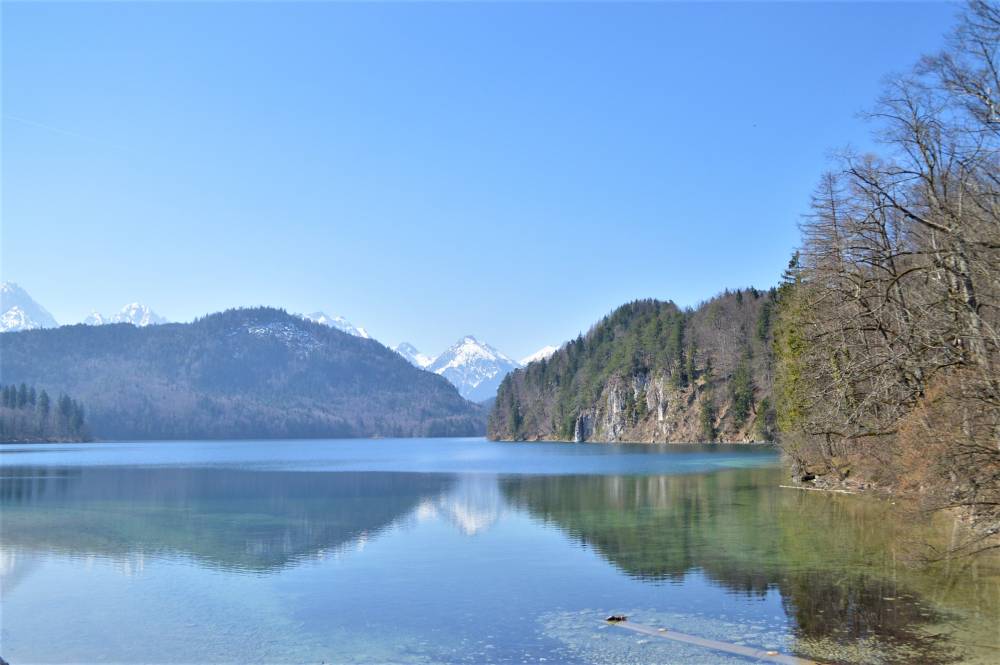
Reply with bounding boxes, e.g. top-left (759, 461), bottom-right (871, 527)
top-left (0, 466), bottom-right (454, 572)
top-left (1, 462), bottom-right (997, 664)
